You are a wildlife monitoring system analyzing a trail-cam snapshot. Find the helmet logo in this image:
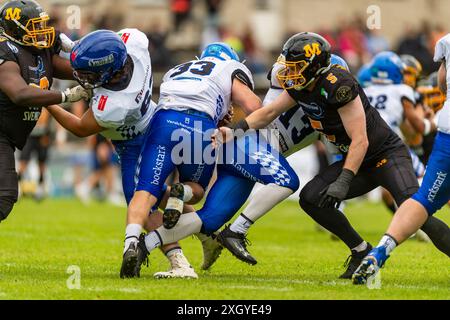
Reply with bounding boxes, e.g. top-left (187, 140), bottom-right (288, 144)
top-left (5, 8), bottom-right (21, 20)
top-left (88, 54), bottom-right (115, 67)
top-left (303, 43), bottom-right (321, 58)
